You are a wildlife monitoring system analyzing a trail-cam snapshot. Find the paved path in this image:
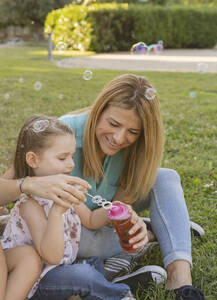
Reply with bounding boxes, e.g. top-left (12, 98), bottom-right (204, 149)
top-left (57, 49), bottom-right (217, 73)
